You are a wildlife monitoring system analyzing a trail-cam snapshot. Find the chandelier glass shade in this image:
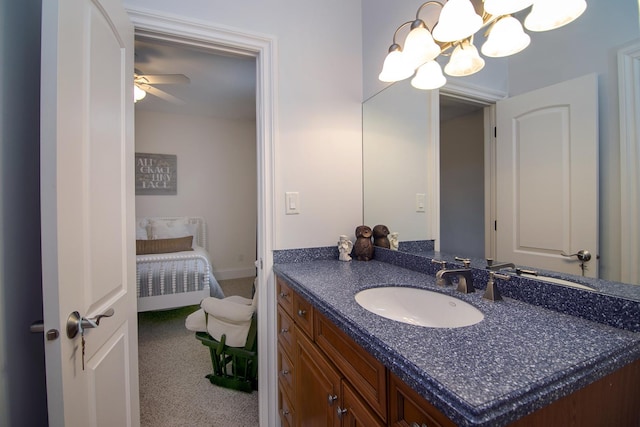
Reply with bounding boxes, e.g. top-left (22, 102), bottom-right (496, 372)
top-left (134, 85), bottom-right (146, 102)
top-left (379, 0), bottom-right (587, 89)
